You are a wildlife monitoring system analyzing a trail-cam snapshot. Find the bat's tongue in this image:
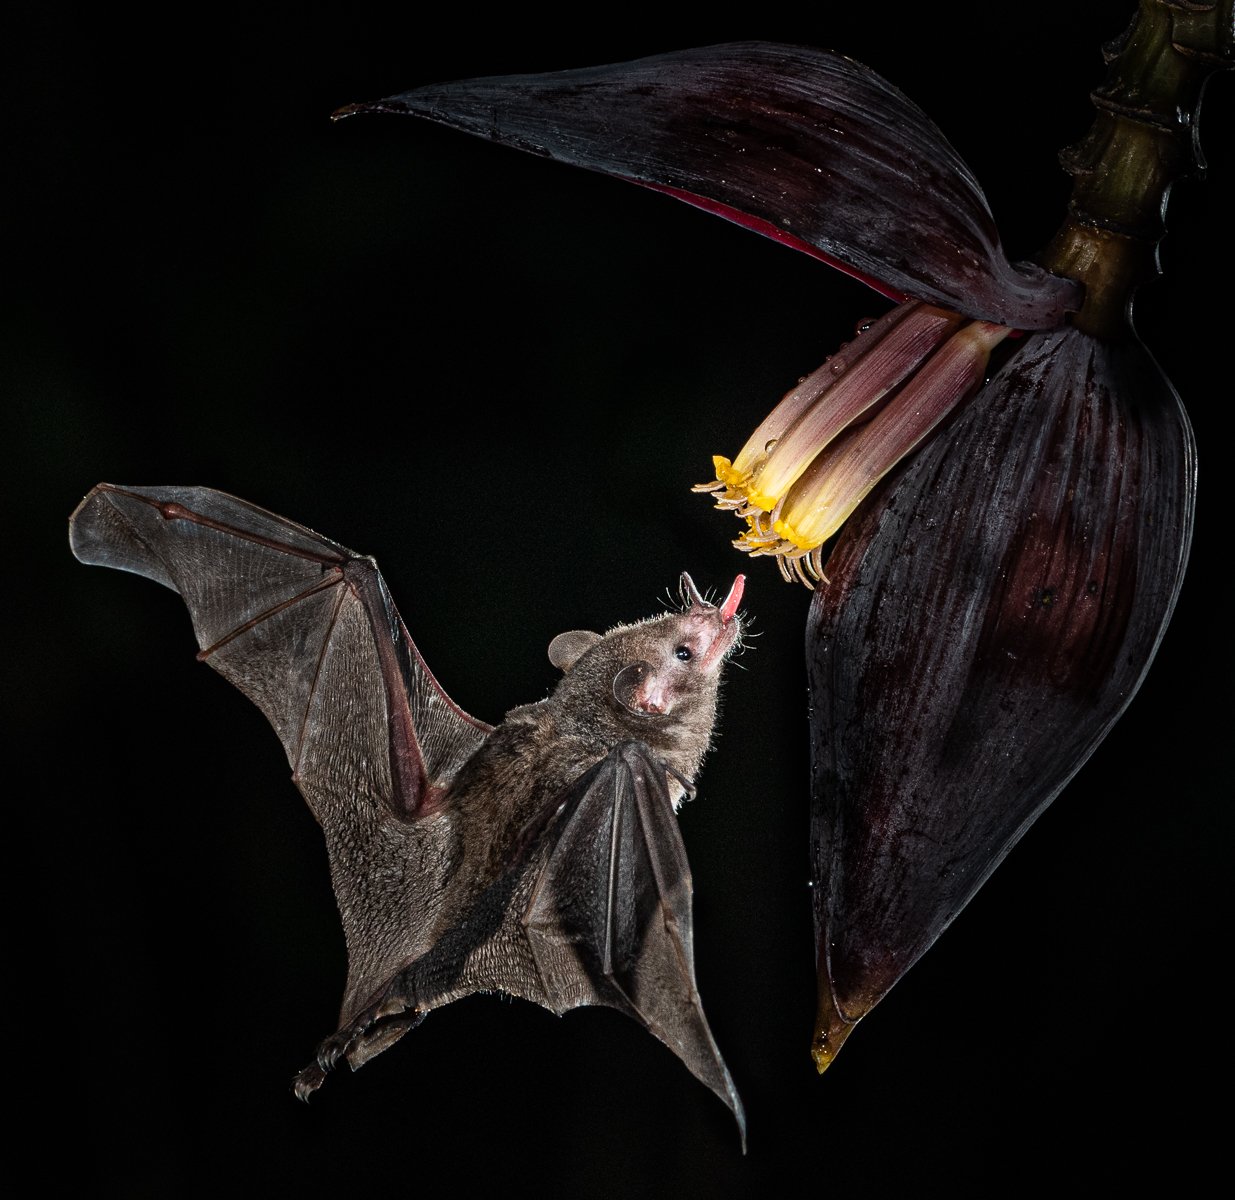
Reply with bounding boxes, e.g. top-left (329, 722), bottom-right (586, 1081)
top-left (719, 575), bottom-right (745, 625)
